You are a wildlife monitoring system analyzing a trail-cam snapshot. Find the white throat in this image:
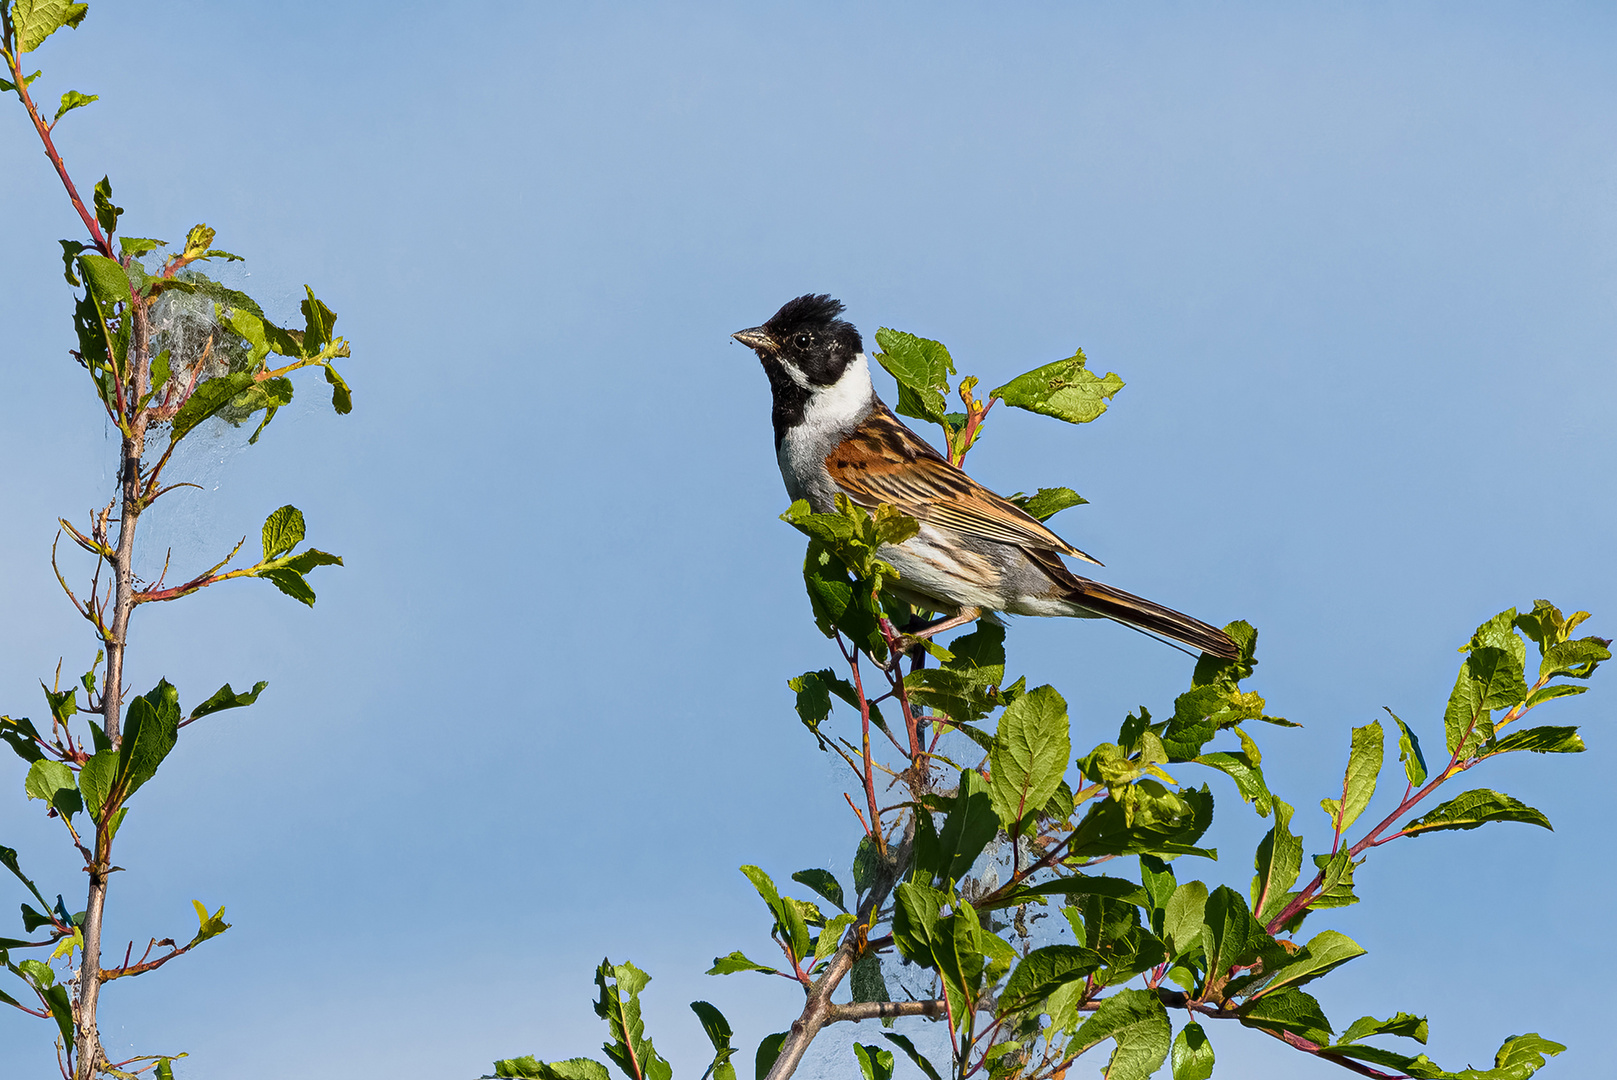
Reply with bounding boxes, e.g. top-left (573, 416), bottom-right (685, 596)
top-left (775, 353), bottom-right (877, 508)
top-left (801, 352), bottom-right (875, 435)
